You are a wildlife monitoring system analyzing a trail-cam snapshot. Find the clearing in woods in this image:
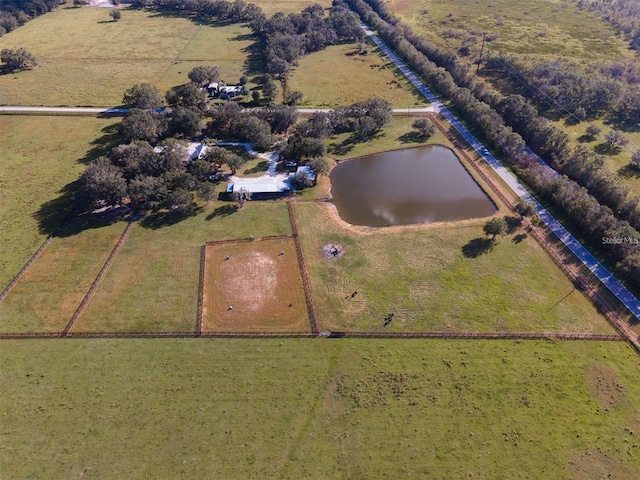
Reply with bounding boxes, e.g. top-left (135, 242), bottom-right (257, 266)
top-left (202, 237), bottom-right (310, 333)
